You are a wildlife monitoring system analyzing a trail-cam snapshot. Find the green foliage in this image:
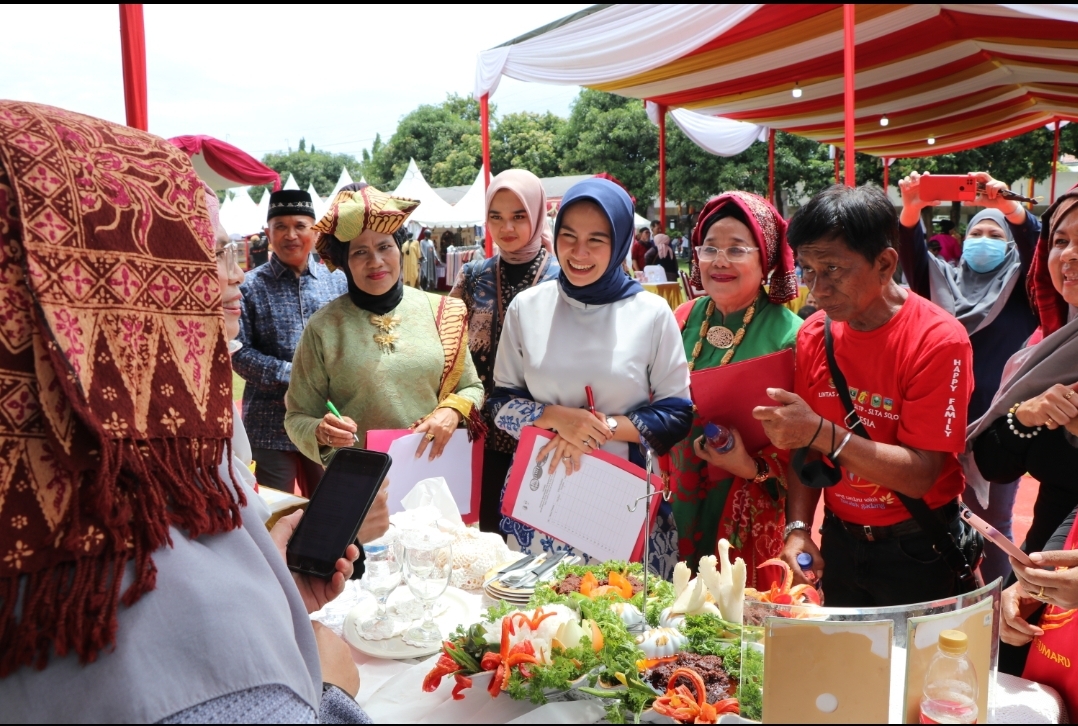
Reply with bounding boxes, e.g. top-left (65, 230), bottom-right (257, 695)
top-left (254, 138), bottom-right (364, 201)
top-left (559, 90), bottom-right (658, 214)
top-left (491, 111), bottom-right (567, 179)
top-left (365, 94), bottom-right (485, 188)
